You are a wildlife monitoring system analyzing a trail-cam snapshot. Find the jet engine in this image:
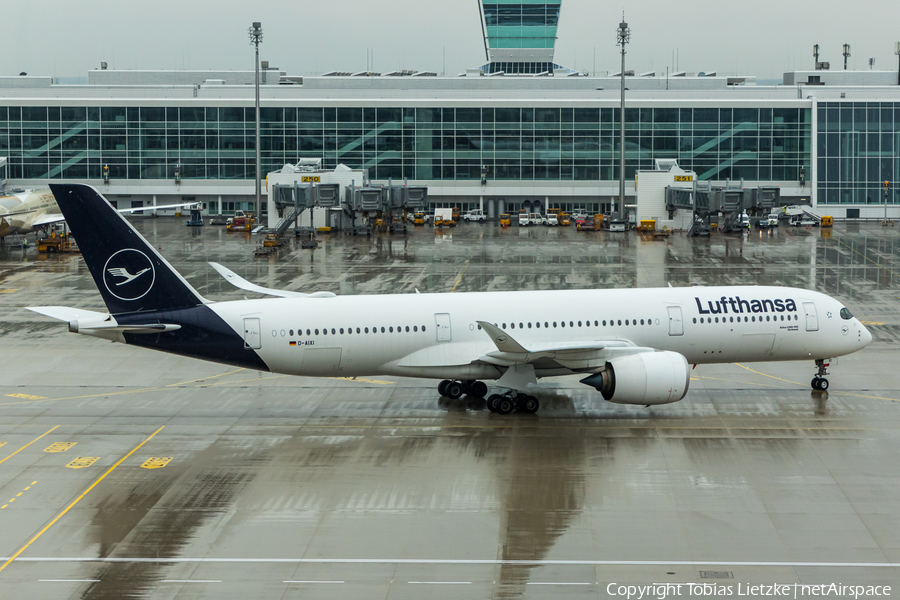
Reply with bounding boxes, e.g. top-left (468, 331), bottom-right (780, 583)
top-left (580, 351), bottom-right (690, 405)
